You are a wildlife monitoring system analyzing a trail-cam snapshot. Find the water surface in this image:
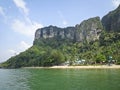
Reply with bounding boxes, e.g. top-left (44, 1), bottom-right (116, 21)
top-left (0, 68), bottom-right (120, 90)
